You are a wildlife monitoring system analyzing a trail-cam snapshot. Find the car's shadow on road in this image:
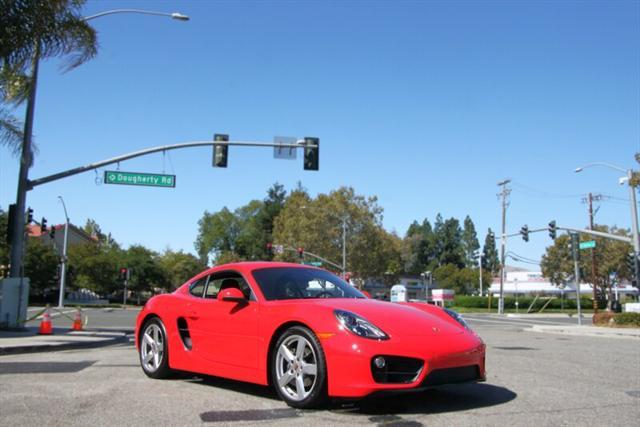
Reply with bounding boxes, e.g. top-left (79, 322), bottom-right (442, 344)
top-left (171, 369), bottom-right (515, 417)
top-left (170, 371), bottom-right (280, 401)
top-left (336, 383), bottom-right (517, 416)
